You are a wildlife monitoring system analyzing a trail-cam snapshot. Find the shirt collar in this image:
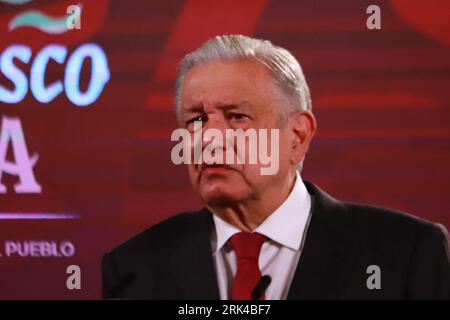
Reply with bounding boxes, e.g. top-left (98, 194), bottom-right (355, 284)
top-left (211, 171), bottom-right (312, 252)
